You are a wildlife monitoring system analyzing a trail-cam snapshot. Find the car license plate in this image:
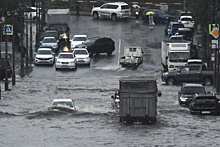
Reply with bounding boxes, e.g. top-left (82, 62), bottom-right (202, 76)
top-left (201, 111), bottom-right (210, 114)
